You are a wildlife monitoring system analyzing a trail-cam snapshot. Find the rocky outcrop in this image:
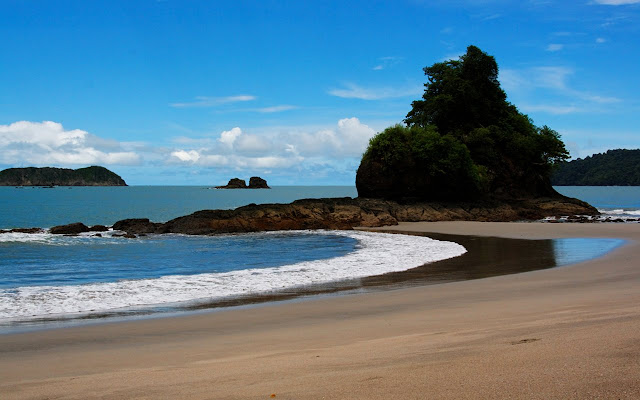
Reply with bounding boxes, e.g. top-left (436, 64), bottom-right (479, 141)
top-left (48, 223), bottom-right (114, 235)
top-left (108, 196), bottom-right (597, 236)
top-left (215, 178), bottom-right (248, 189)
top-left (17, 195), bottom-right (597, 237)
top-left (111, 218), bottom-right (160, 233)
top-left (248, 177), bottom-right (270, 189)
top-left (0, 166), bottom-right (127, 186)
top-left (50, 222), bottom-right (91, 234)
top-left (0, 227), bottom-right (44, 234)
top-left (215, 177), bottom-right (270, 189)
